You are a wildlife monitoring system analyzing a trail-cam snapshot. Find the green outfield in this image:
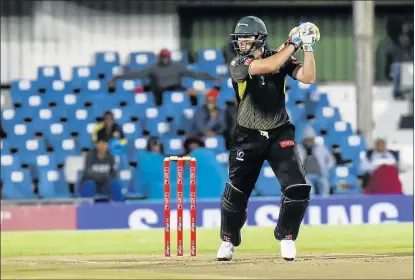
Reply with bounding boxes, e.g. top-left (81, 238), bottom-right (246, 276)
top-left (2, 223), bottom-right (414, 279)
